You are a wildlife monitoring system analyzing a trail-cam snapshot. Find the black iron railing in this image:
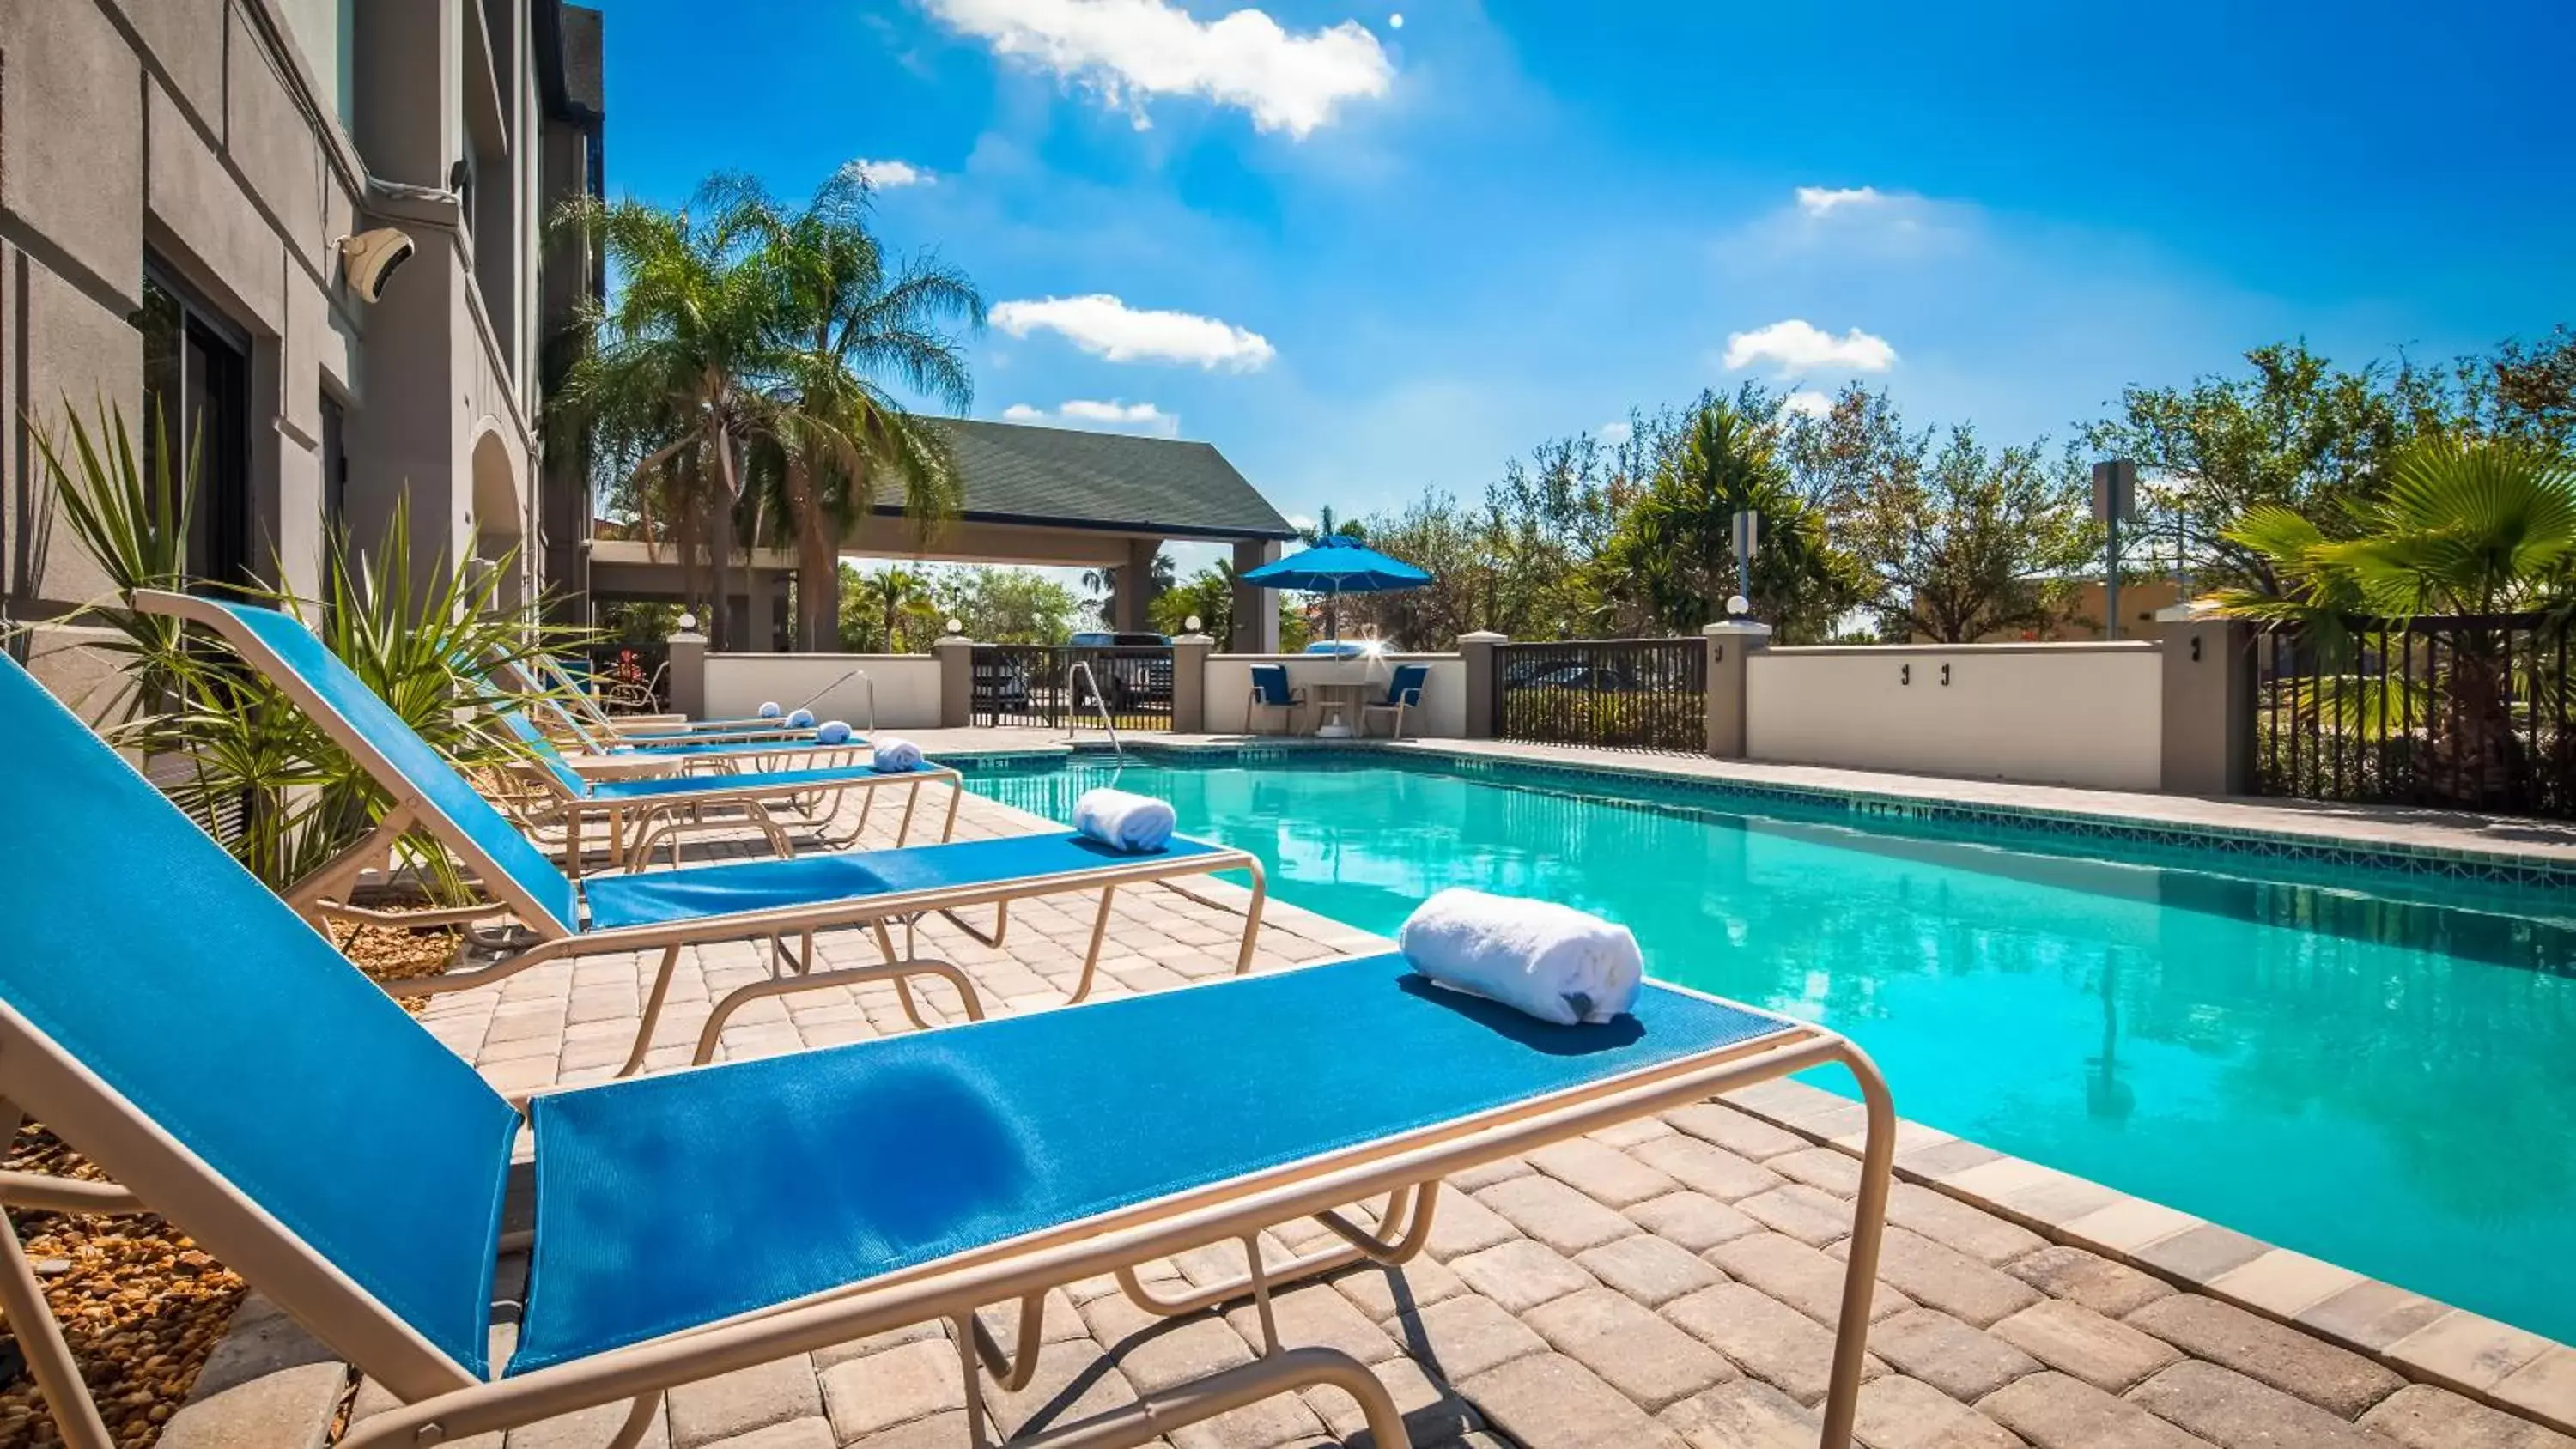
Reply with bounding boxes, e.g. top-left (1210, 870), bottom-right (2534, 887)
top-left (1493, 638), bottom-right (1705, 753)
top-left (2254, 612), bottom-right (2575, 817)
top-left (972, 644), bottom-right (1176, 732)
